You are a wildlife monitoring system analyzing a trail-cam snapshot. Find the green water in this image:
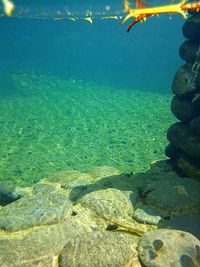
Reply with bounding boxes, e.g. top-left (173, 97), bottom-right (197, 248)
top-left (0, 72), bottom-right (175, 186)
